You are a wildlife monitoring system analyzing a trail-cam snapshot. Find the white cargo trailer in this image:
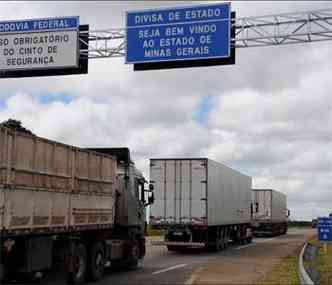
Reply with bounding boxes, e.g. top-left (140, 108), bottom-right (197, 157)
top-left (251, 189), bottom-right (288, 236)
top-left (150, 158), bottom-right (252, 251)
top-left (0, 127), bottom-right (154, 284)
